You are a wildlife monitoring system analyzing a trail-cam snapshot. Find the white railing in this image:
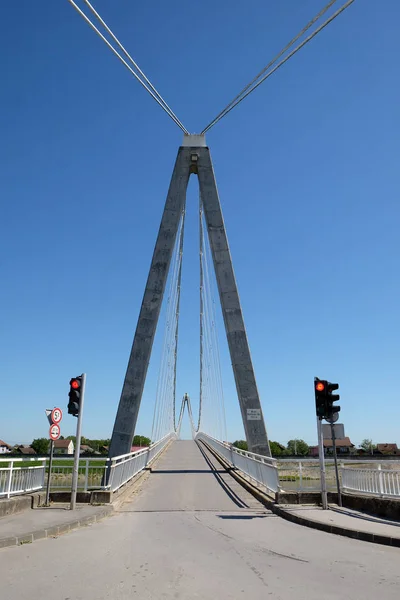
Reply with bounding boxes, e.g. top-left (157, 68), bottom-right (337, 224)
top-left (48, 459), bottom-right (107, 491)
top-left (0, 434), bottom-right (175, 499)
top-left (278, 460), bottom-right (338, 492)
top-left (0, 458), bottom-right (46, 499)
top-left (107, 433), bottom-right (175, 493)
top-left (342, 465), bottom-right (400, 498)
top-left (196, 433), bottom-right (280, 495)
